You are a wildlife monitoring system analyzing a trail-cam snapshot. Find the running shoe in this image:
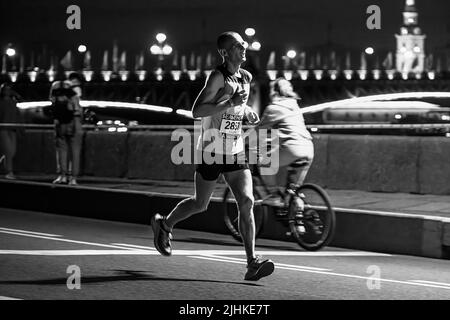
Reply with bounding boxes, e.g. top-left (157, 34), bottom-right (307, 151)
top-left (244, 256), bottom-right (275, 281)
top-left (68, 176), bottom-right (78, 186)
top-left (4, 172), bottom-right (16, 180)
top-left (151, 213), bottom-right (173, 256)
top-left (53, 175), bottom-right (67, 184)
